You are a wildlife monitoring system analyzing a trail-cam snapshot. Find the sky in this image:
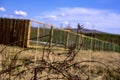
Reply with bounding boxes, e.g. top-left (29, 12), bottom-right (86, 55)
top-left (0, 0), bottom-right (120, 34)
